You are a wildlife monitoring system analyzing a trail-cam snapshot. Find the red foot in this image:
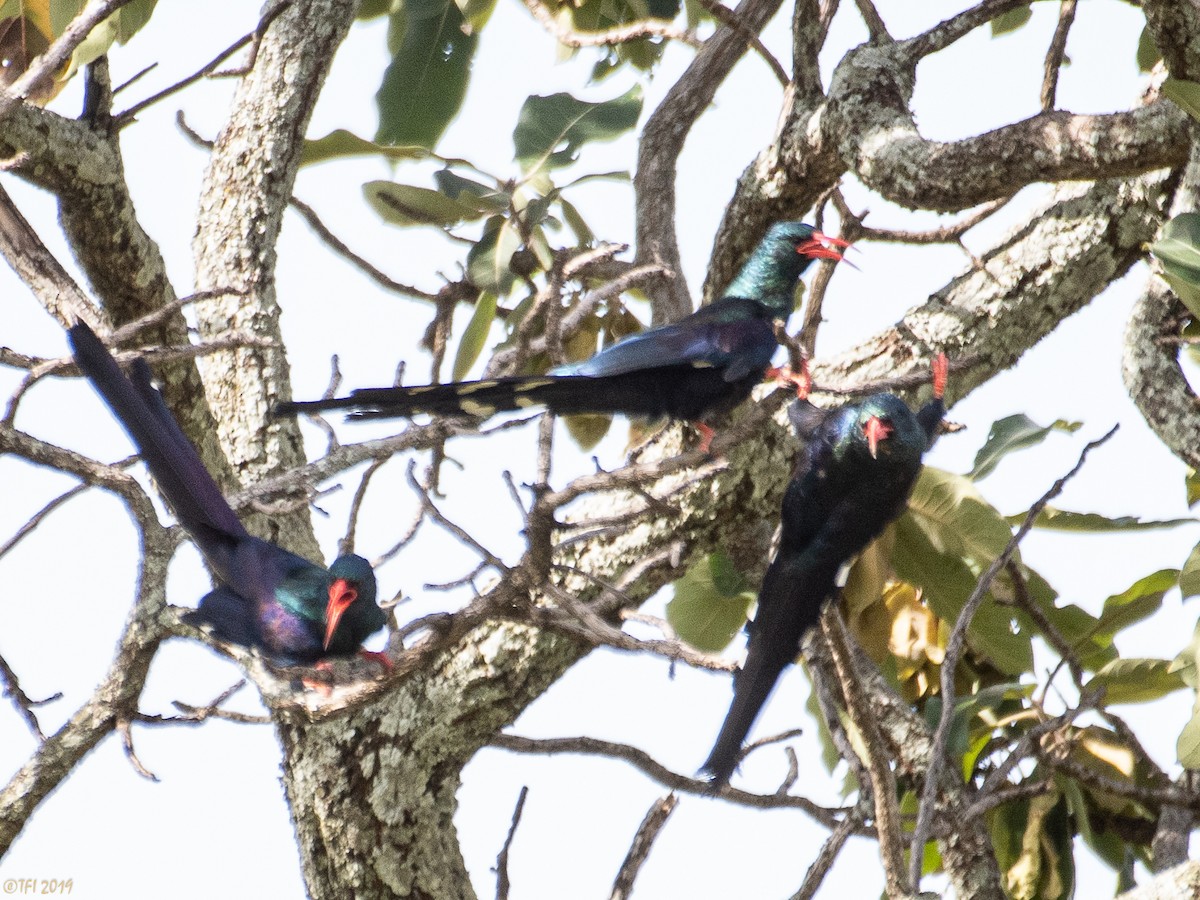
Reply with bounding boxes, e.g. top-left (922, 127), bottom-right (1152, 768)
top-left (931, 352), bottom-right (948, 400)
top-left (693, 422), bottom-right (716, 454)
top-left (302, 662), bottom-right (335, 696)
top-left (767, 360), bottom-right (812, 401)
top-left (358, 649), bottom-right (393, 671)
